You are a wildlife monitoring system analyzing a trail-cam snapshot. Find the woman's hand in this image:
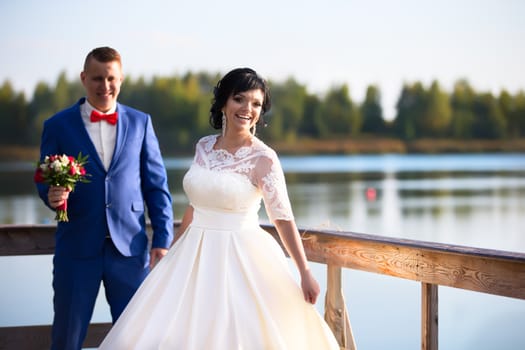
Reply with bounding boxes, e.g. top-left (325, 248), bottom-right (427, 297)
top-left (300, 269), bottom-right (320, 304)
top-left (273, 219), bottom-right (320, 304)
